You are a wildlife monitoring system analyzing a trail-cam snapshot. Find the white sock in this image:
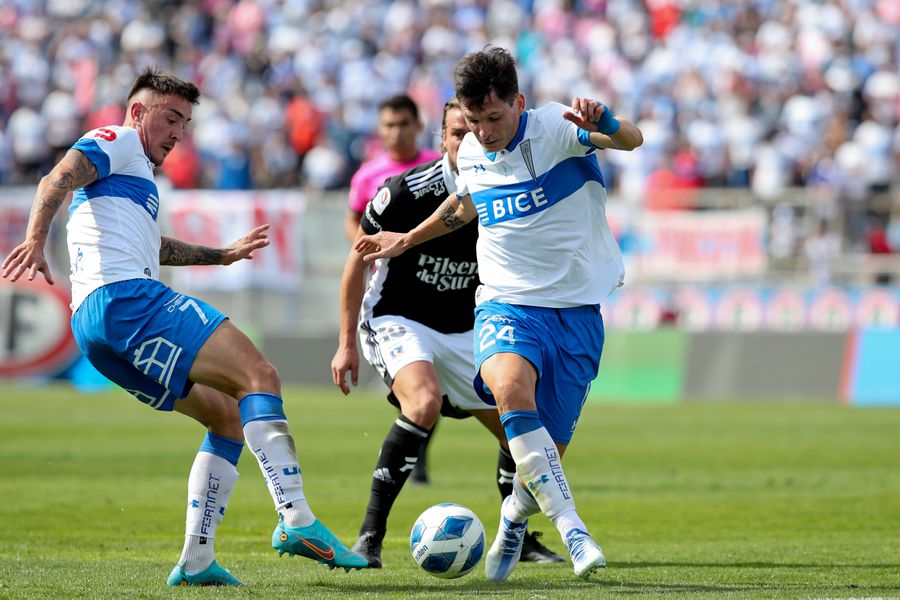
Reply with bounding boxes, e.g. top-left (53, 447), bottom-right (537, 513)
top-left (243, 419), bottom-right (315, 527)
top-left (179, 451), bottom-right (239, 573)
top-left (507, 425), bottom-right (589, 542)
top-left (502, 477), bottom-right (541, 523)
